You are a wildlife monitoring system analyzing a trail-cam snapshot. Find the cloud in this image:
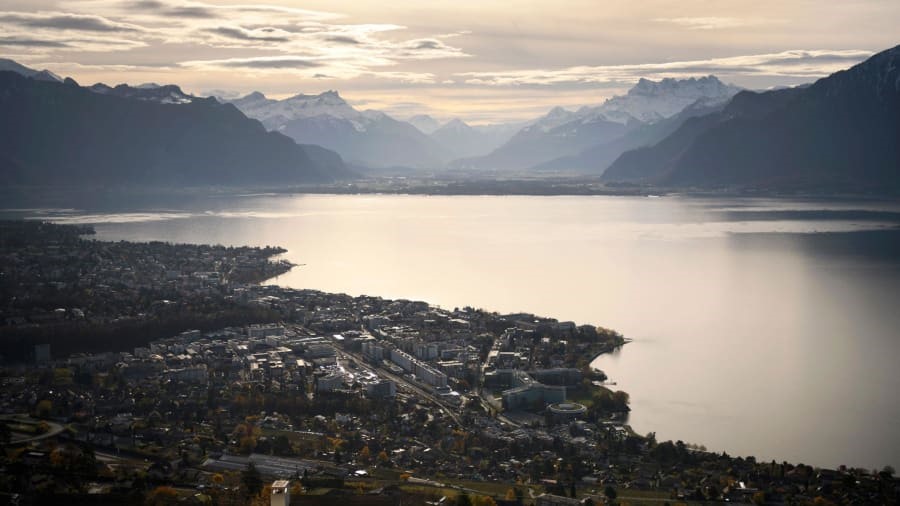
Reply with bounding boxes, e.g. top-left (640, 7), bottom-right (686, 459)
top-left (457, 49), bottom-right (875, 86)
top-left (161, 5), bottom-right (220, 18)
top-left (364, 71), bottom-right (436, 84)
top-left (121, 1), bottom-right (342, 21)
top-left (181, 56), bottom-right (322, 70)
top-left (132, 0), bottom-right (166, 8)
top-left (0, 0), bottom-right (468, 77)
top-left (326, 35), bottom-right (360, 45)
top-left (412, 39), bottom-right (440, 50)
top-left (397, 38), bottom-right (469, 60)
top-left (0, 11), bottom-right (148, 53)
top-left (0, 37), bottom-right (70, 48)
top-left (0, 11), bottom-right (144, 32)
top-left (653, 17), bottom-right (779, 30)
top-left (207, 26), bottom-right (291, 43)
